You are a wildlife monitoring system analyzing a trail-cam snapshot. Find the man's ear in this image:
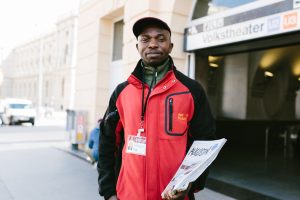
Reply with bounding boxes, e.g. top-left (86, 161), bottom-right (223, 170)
top-left (136, 43), bottom-right (139, 51)
top-left (169, 43), bottom-right (174, 53)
